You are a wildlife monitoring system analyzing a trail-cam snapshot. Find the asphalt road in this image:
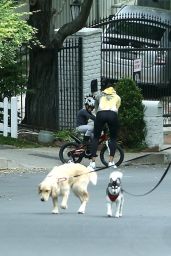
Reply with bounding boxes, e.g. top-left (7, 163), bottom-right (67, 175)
top-left (0, 165), bottom-right (171, 256)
